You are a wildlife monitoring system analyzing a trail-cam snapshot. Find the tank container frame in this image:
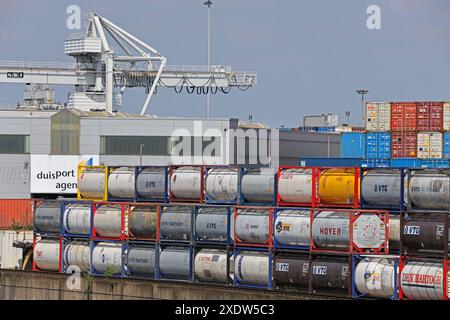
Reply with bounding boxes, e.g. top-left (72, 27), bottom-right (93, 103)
top-left (135, 166), bottom-right (169, 203)
top-left (128, 203), bottom-right (160, 242)
top-left (77, 164), bottom-right (109, 201)
top-left (33, 199), bottom-right (62, 237)
top-left (273, 207), bottom-right (310, 251)
top-left (360, 168), bottom-right (408, 211)
top-left (310, 208), bottom-right (389, 255)
top-left (89, 239), bottom-right (127, 277)
top-left (157, 243), bottom-right (194, 282)
top-left (399, 210), bottom-right (450, 259)
top-left (159, 204), bottom-right (195, 245)
top-left (193, 204), bottom-right (233, 246)
top-left (169, 165), bottom-right (205, 203)
top-left (239, 167), bottom-right (277, 206)
top-left (398, 256), bottom-right (449, 300)
top-left (61, 236), bottom-right (91, 273)
top-left (91, 202), bottom-right (130, 241)
top-left (233, 206), bottom-right (274, 249)
top-left (32, 234), bottom-right (63, 273)
top-left (272, 251), bottom-right (310, 292)
top-left (276, 166), bottom-right (317, 207)
top-left (204, 165), bottom-right (240, 204)
top-left (61, 200), bottom-right (92, 239)
top-left (233, 247), bottom-right (273, 290)
top-left (192, 244), bottom-right (234, 286)
top-left (351, 254), bottom-right (399, 300)
top-left (123, 241), bottom-right (159, 280)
